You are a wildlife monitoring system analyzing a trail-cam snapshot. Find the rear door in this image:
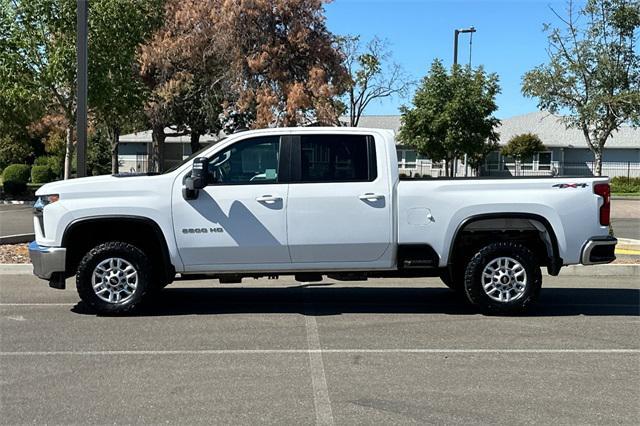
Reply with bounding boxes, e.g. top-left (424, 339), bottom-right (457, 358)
top-left (286, 133), bottom-right (393, 267)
